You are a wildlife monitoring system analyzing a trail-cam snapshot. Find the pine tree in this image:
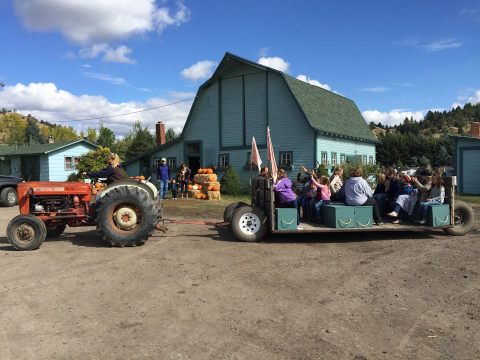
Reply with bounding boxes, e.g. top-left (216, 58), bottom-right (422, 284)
top-left (25, 117), bottom-right (45, 144)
